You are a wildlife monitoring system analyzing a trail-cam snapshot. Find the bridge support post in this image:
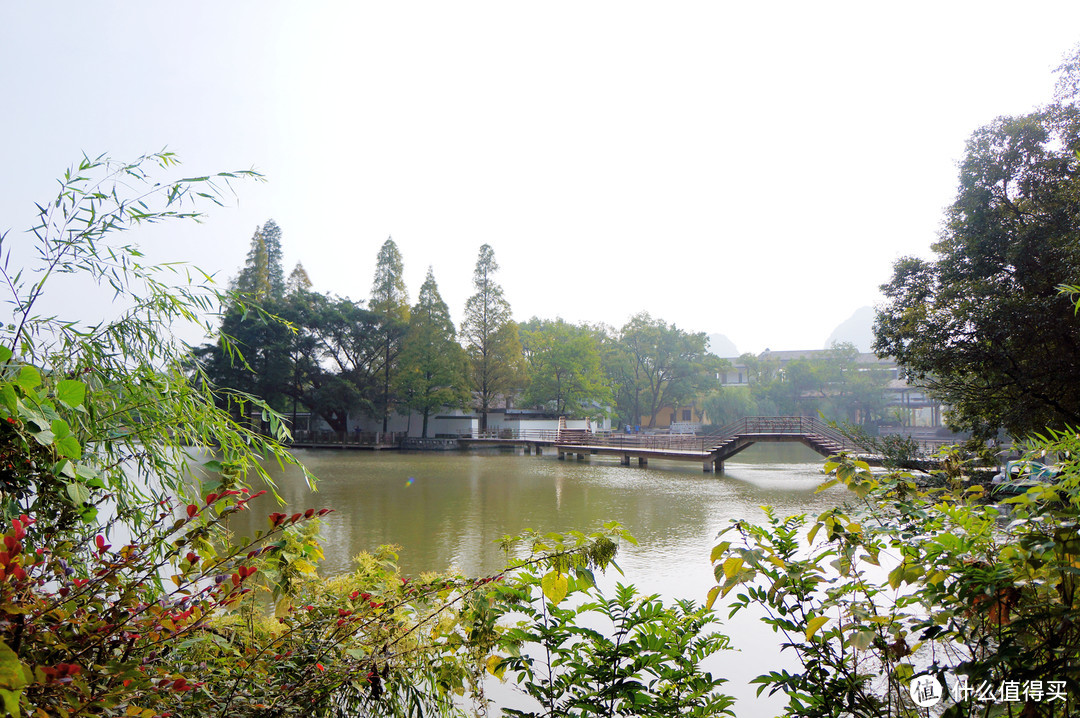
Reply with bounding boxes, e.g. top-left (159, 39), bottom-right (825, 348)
top-left (535, 445), bottom-right (543, 456)
top-left (558, 451), bottom-right (565, 460)
top-left (703, 459), bottom-right (713, 473)
top-left (637, 456), bottom-right (648, 468)
top-left (620, 455), bottom-right (630, 466)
